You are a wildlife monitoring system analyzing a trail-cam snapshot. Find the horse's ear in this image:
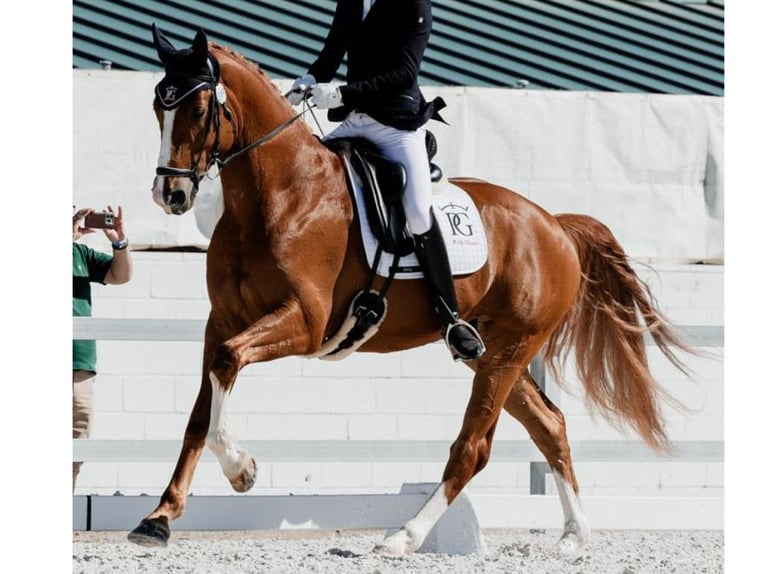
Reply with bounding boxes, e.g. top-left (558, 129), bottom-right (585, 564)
top-left (192, 28), bottom-right (209, 58)
top-left (152, 23), bottom-right (176, 64)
